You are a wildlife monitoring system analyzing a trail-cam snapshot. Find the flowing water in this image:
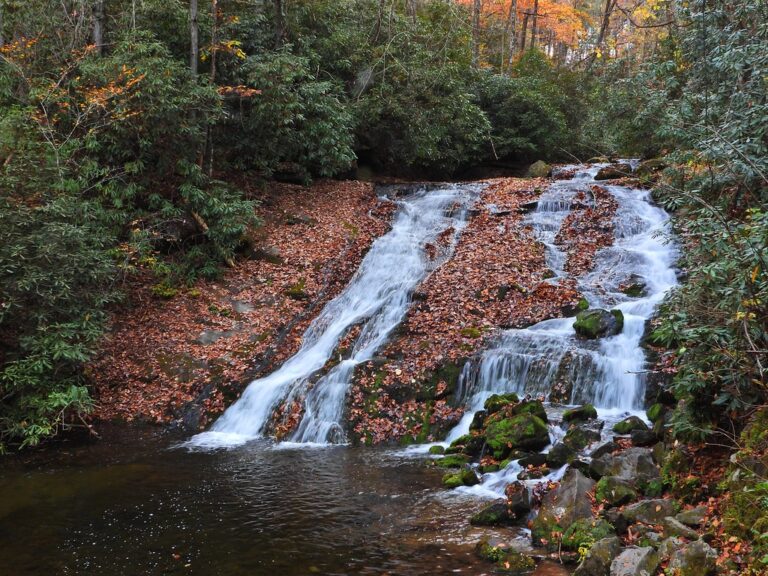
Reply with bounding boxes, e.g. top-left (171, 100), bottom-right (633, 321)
top-left (188, 185), bottom-right (479, 449)
top-left (0, 170), bottom-right (677, 575)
